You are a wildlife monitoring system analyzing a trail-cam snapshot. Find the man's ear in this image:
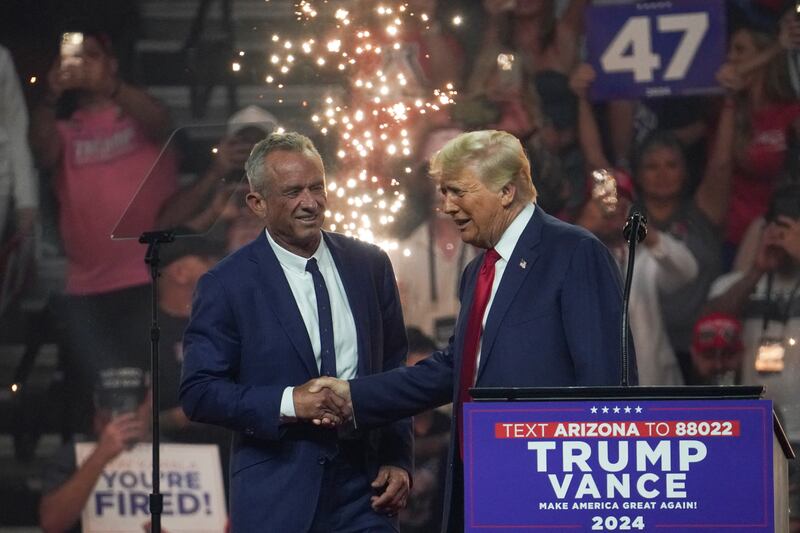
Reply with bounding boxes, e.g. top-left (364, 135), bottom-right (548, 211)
top-left (499, 182), bottom-right (517, 208)
top-left (246, 191), bottom-right (267, 218)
